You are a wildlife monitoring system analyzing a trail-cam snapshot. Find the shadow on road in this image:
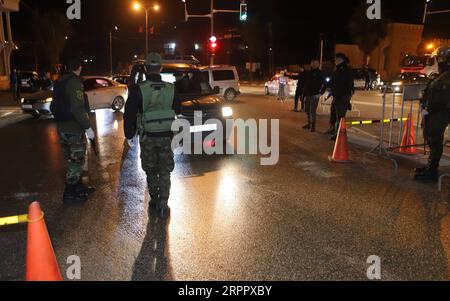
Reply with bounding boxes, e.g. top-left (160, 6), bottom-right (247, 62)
top-left (131, 212), bottom-right (172, 281)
